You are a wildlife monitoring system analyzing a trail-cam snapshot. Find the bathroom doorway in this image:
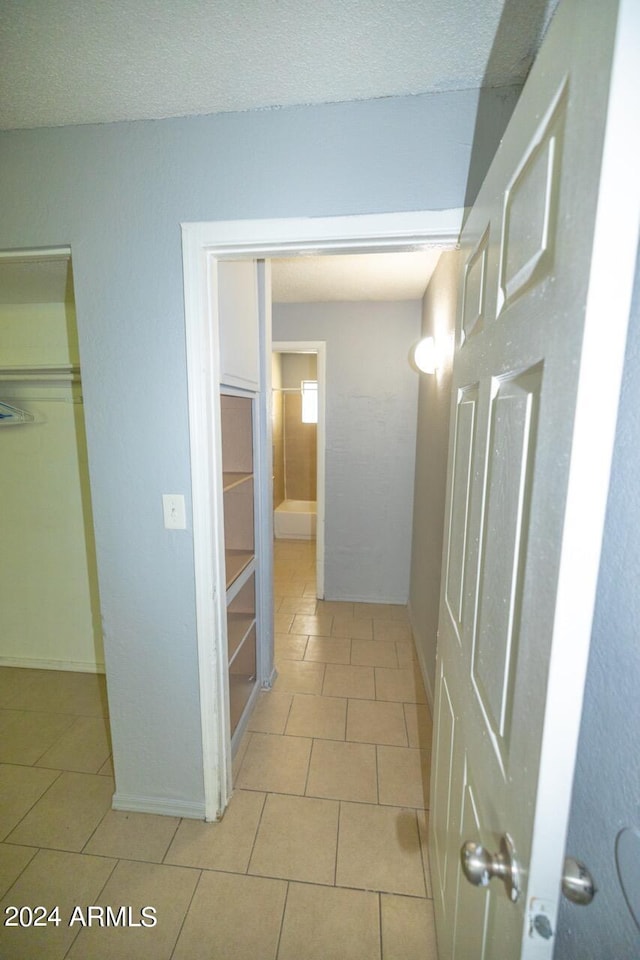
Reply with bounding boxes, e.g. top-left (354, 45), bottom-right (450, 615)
top-left (271, 341), bottom-right (326, 598)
